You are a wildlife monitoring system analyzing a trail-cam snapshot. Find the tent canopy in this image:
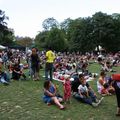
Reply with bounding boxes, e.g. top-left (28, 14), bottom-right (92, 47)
top-left (0, 45), bottom-right (6, 49)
